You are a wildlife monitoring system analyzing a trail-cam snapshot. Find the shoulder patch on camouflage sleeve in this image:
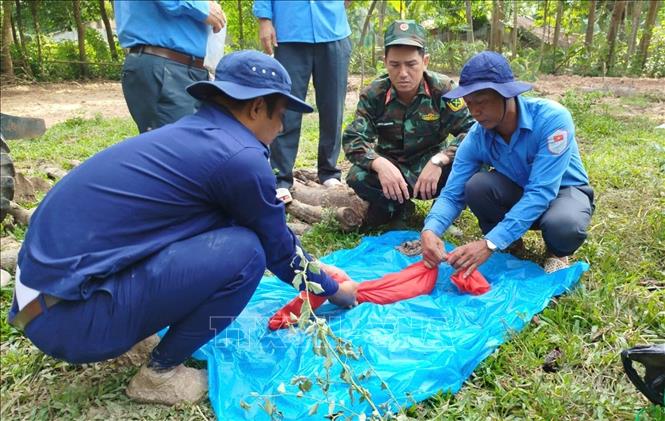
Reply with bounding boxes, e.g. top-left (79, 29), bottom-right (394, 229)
top-left (447, 98), bottom-right (466, 112)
